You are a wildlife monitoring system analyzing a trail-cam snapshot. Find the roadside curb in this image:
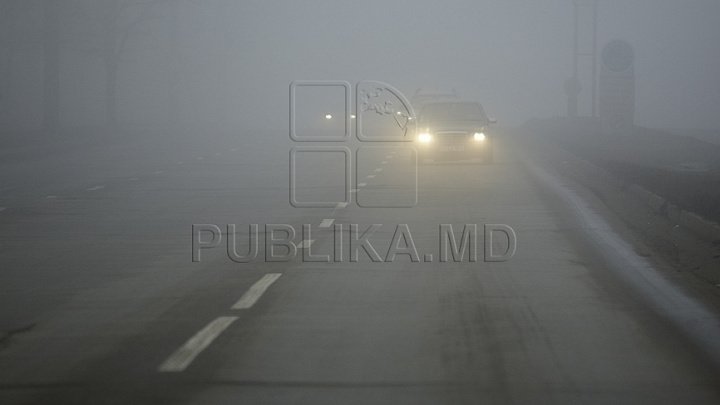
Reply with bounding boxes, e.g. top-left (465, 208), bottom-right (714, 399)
top-left (554, 146), bottom-right (720, 244)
